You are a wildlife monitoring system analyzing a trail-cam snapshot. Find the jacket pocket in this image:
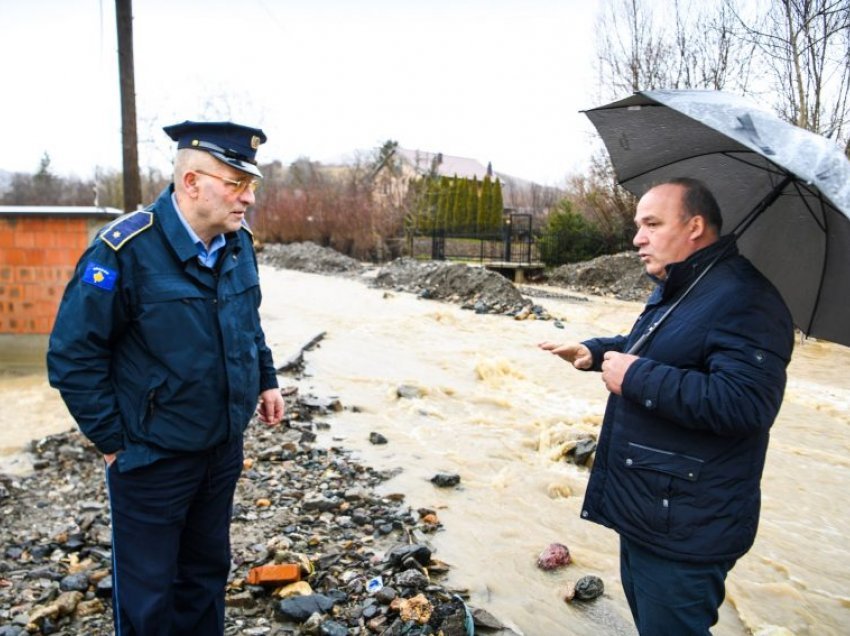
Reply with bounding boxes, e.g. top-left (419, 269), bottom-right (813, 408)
top-left (135, 371), bottom-right (168, 439)
top-left (624, 442), bottom-right (704, 534)
top-left (626, 442), bottom-right (703, 481)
